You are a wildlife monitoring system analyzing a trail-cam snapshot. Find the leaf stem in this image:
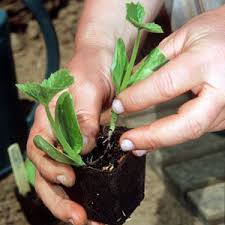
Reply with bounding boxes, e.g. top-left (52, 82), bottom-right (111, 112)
top-left (109, 111), bottom-right (118, 136)
top-left (120, 29), bottom-right (142, 92)
top-left (45, 105), bottom-right (57, 133)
